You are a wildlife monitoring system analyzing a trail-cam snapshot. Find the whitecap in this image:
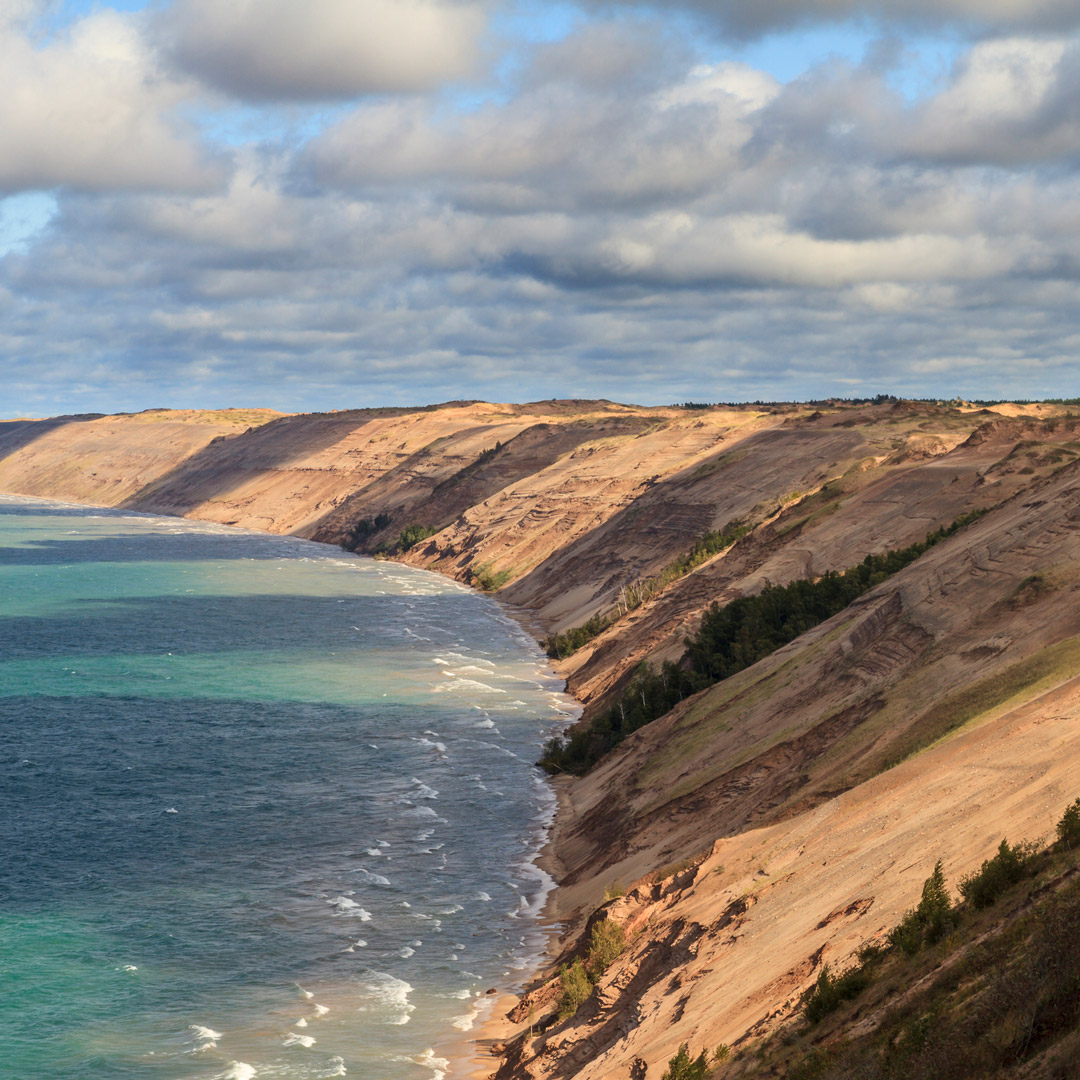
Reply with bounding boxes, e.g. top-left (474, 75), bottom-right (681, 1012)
top-left (117, 964), bottom-right (138, 972)
top-left (298, 986), bottom-right (314, 999)
top-left (283, 1032), bottom-right (315, 1048)
top-left (411, 779), bottom-right (439, 799)
top-left (163, 808), bottom-right (178, 815)
top-left (357, 970), bottom-right (416, 1025)
top-left (295, 1017), bottom-right (308, 1027)
top-left (327, 896), bottom-right (372, 920)
top-left (452, 1006), bottom-right (481, 1031)
top-left (398, 946), bottom-right (415, 958)
top-left (313, 1003), bottom-right (329, 1017)
top-left (478, 892), bottom-right (492, 902)
top-left (413, 737), bottom-right (448, 753)
top-left (325, 1057), bottom-right (347, 1077)
top-left (354, 868), bottom-right (391, 886)
top-left (433, 678), bottom-right (506, 695)
top-left (414, 1049), bottom-right (450, 1080)
top-left (214, 1064), bottom-right (256, 1080)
